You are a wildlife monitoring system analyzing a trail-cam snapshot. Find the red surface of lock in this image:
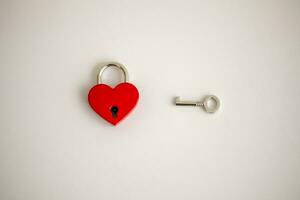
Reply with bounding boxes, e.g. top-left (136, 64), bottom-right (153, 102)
top-left (88, 82), bottom-right (139, 125)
